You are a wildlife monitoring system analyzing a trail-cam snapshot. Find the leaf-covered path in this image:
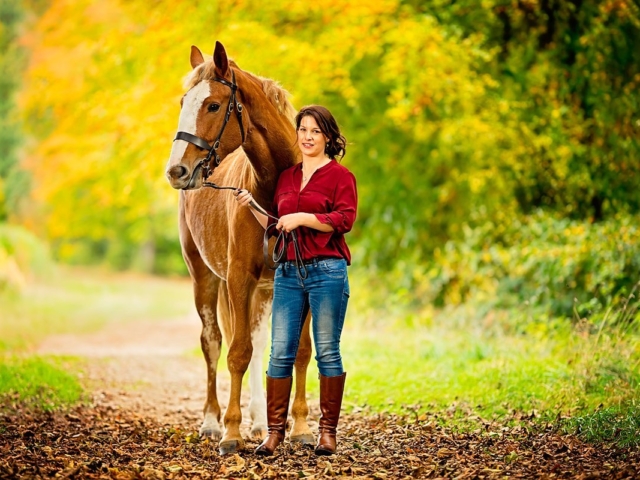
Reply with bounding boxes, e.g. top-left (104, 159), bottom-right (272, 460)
top-left (1, 316), bottom-right (638, 479)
